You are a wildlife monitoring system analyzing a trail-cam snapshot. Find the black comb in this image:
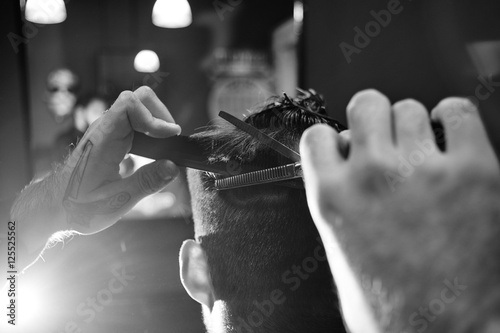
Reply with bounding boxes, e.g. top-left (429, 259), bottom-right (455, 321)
top-left (129, 132), bottom-right (233, 176)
